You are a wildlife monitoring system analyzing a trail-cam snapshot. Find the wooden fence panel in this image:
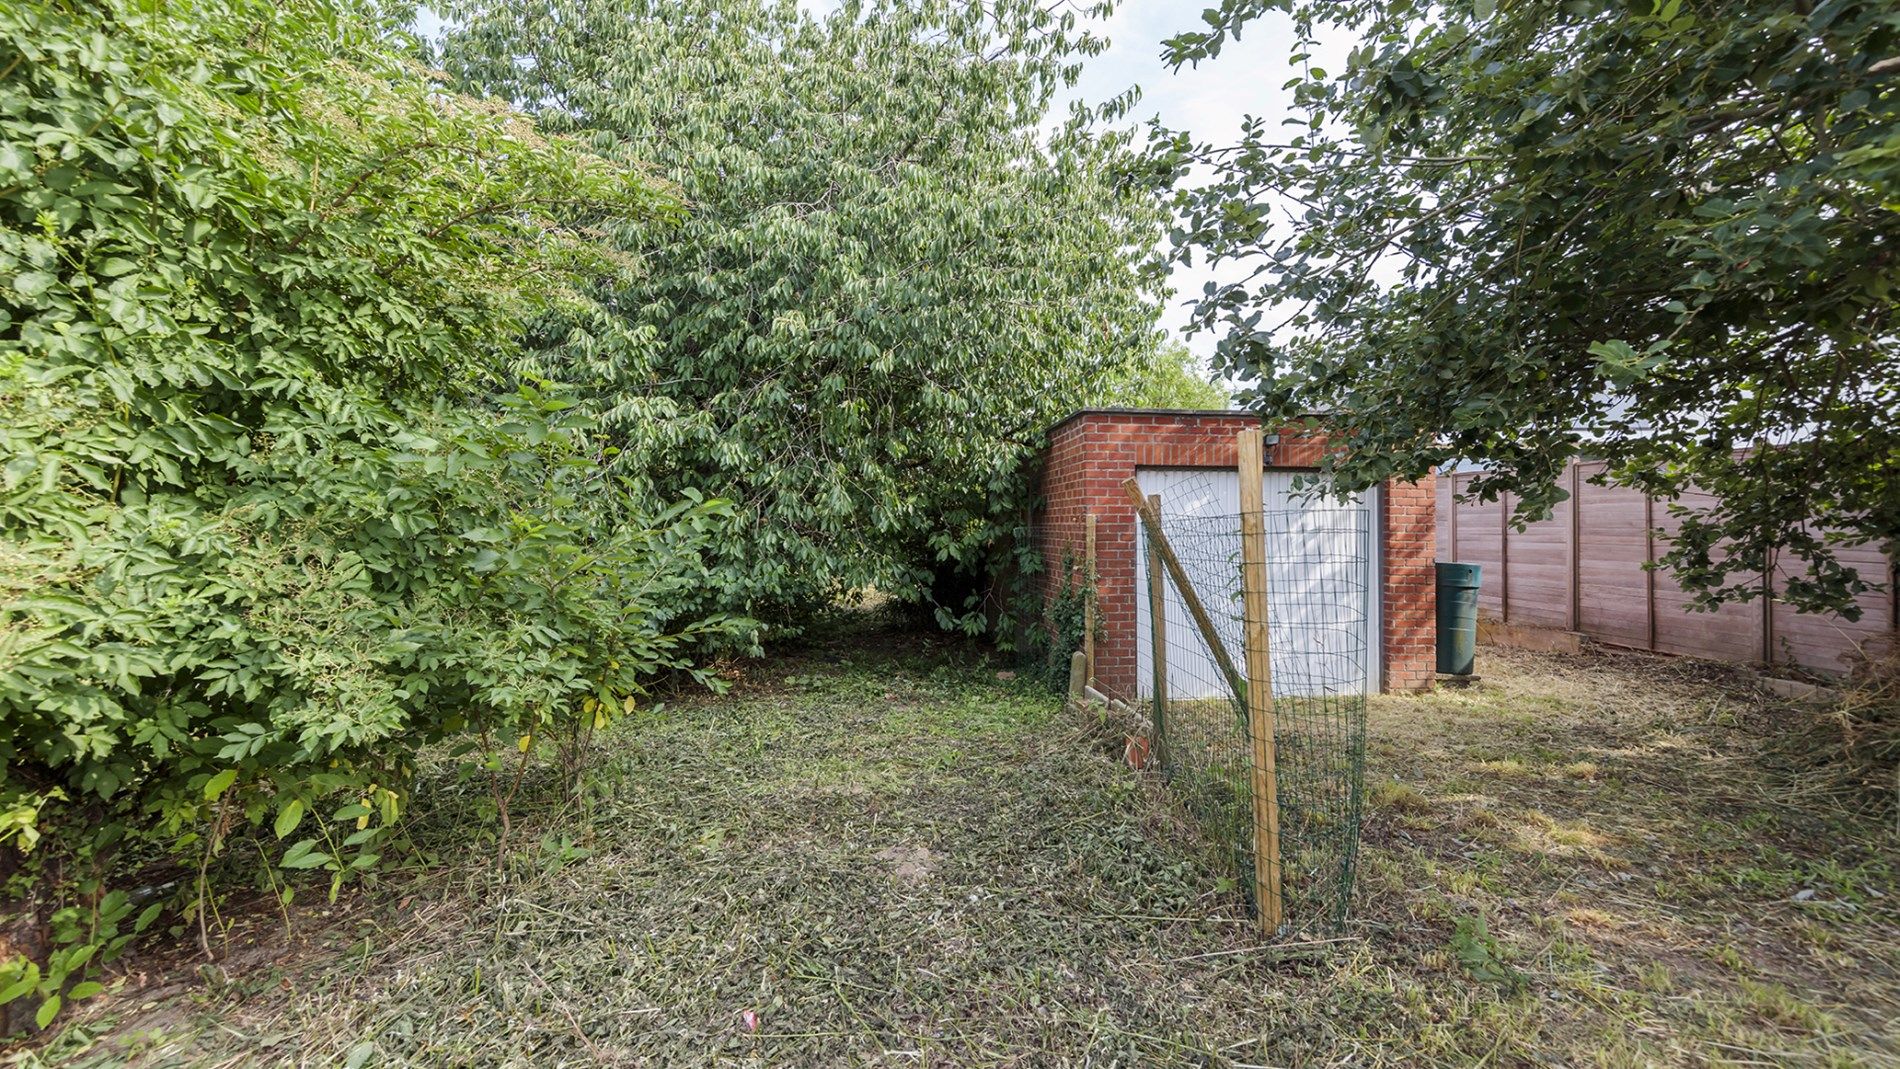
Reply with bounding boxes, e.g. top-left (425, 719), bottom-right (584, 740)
top-left (1440, 459), bottom-right (1895, 675)
top-left (1650, 489), bottom-right (1767, 663)
top-left (1573, 468), bottom-right (1651, 649)
top-left (1505, 492), bottom-right (1572, 630)
top-left (1772, 541), bottom-right (1896, 673)
top-left (1447, 486), bottom-right (1507, 619)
